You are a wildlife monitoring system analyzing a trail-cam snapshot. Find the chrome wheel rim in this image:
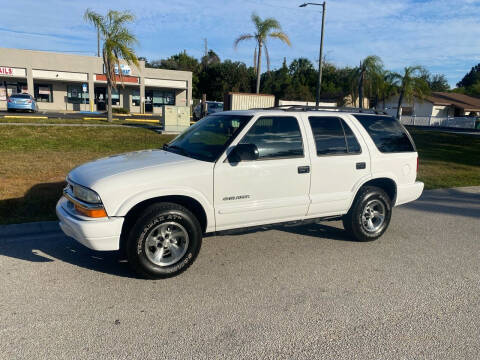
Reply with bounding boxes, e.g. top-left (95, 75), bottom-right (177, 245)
top-left (144, 222), bottom-right (189, 267)
top-left (361, 199), bottom-right (386, 233)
